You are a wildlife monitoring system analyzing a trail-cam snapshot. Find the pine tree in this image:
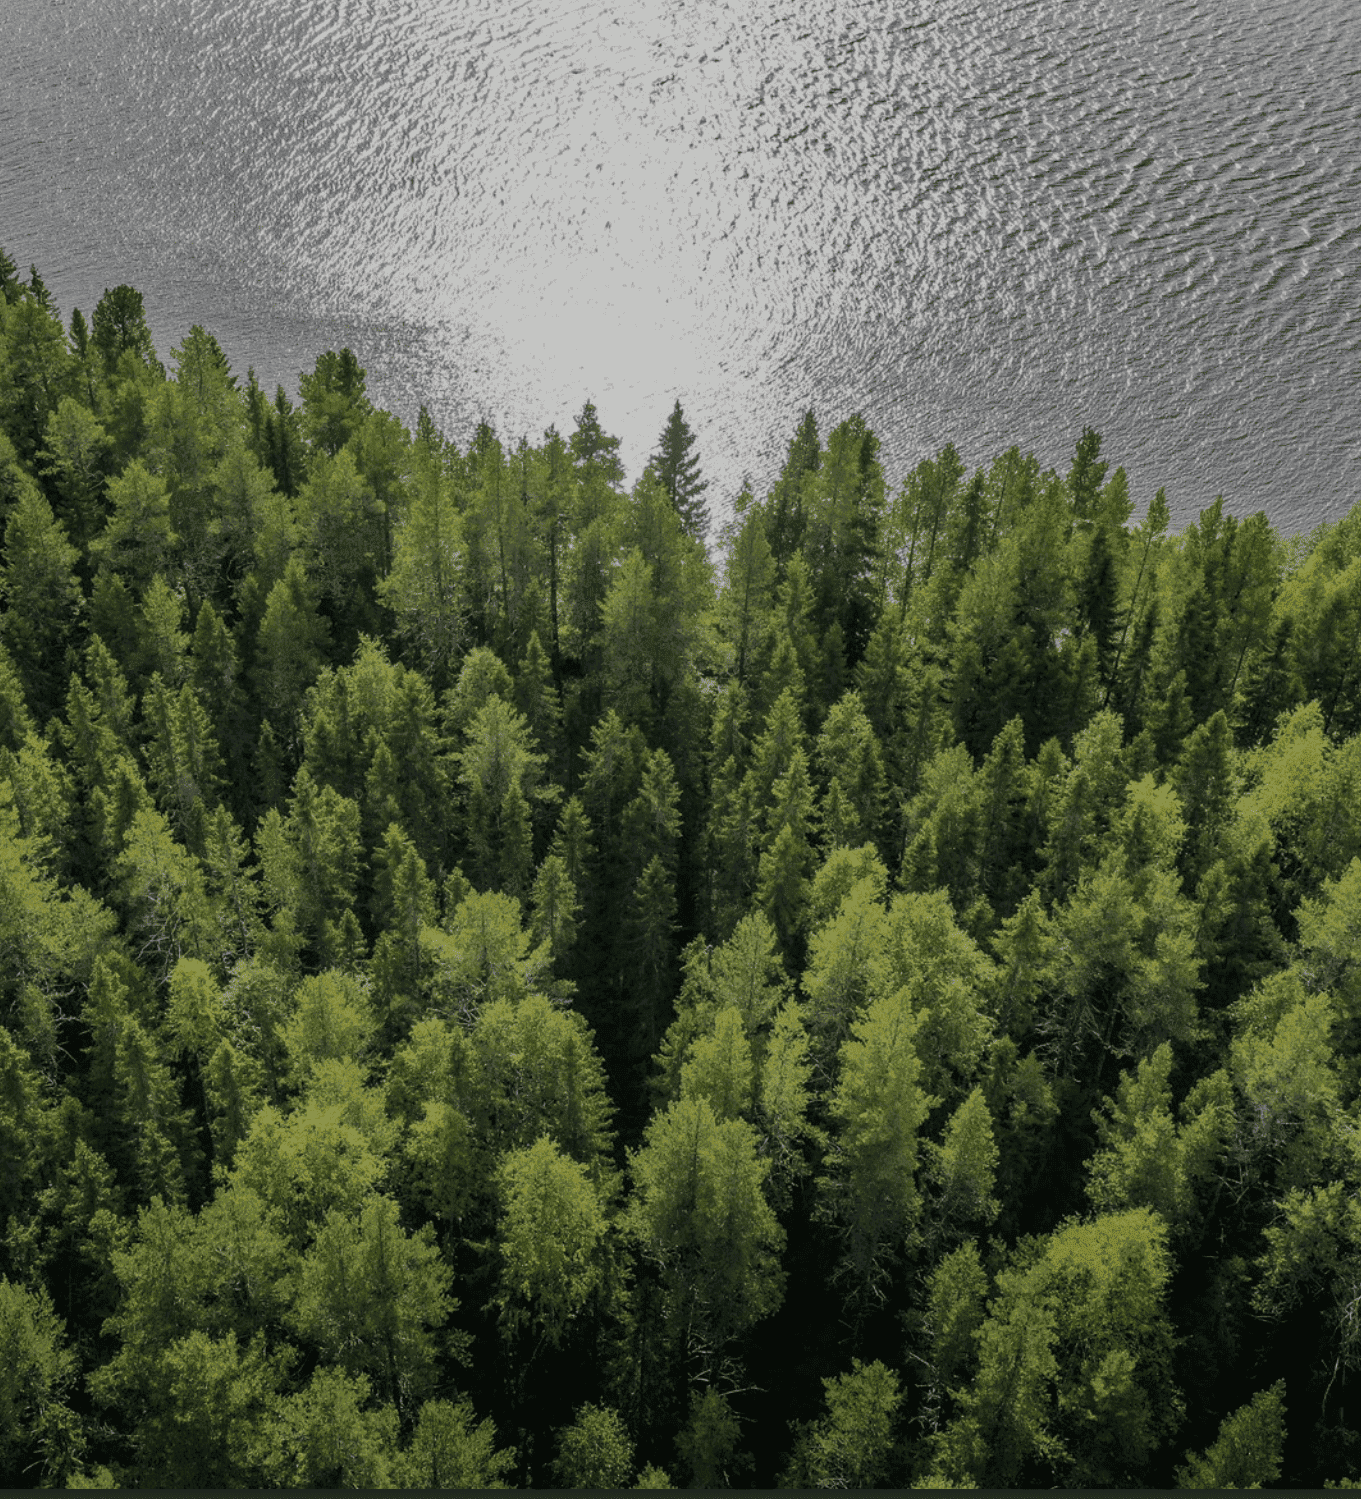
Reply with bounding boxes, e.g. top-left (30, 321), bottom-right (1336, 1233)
top-left (1066, 425), bottom-right (1107, 521)
top-left (568, 399), bottom-right (624, 486)
top-left (298, 348), bottom-right (371, 458)
top-left (2, 295), bottom-right (73, 463)
top-left (39, 396), bottom-right (113, 549)
top-left (767, 410), bottom-right (820, 575)
top-left (649, 398), bottom-right (709, 539)
top-left (0, 245), bottom-right (21, 304)
top-left (0, 487), bottom-right (83, 720)
top-left (91, 285), bottom-right (159, 374)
